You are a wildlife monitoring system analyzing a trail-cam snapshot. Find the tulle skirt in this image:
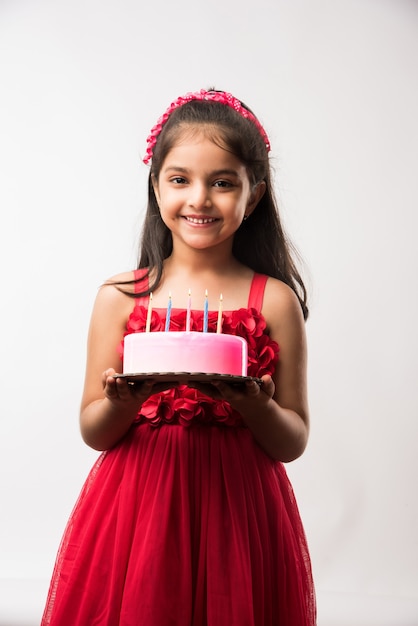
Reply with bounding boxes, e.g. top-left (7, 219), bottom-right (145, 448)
top-left (42, 423), bottom-right (316, 625)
